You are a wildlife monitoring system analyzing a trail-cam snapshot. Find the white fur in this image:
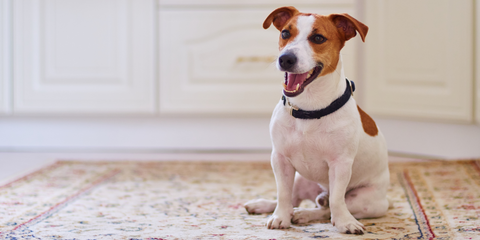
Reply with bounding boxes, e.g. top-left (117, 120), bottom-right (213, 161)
top-left (245, 14), bottom-right (390, 235)
top-left (276, 16), bottom-right (316, 74)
